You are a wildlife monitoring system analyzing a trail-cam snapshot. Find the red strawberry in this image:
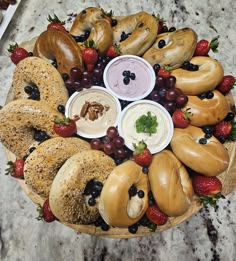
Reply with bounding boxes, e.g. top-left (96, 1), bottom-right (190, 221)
top-left (146, 204), bottom-right (168, 226)
top-left (157, 65), bottom-right (172, 78)
top-left (5, 159), bottom-right (24, 179)
top-left (132, 140), bottom-right (152, 167)
top-left (216, 75), bottom-right (235, 95)
top-left (82, 40), bottom-right (98, 72)
top-left (37, 199), bottom-right (56, 223)
top-left (47, 14), bottom-right (66, 31)
top-left (152, 13), bottom-right (166, 34)
top-left (194, 36), bottom-right (219, 56)
top-left (172, 108), bottom-right (192, 128)
top-left (214, 121), bottom-right (232, 138)
top-left (106, 44), bottom-right (121, 58)
top-left (8, 43), bottom-right (29, 65)
top-left (191, 172), bottom-right (224, 207)
top-left (53, 116), bottom-right (77, 137)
